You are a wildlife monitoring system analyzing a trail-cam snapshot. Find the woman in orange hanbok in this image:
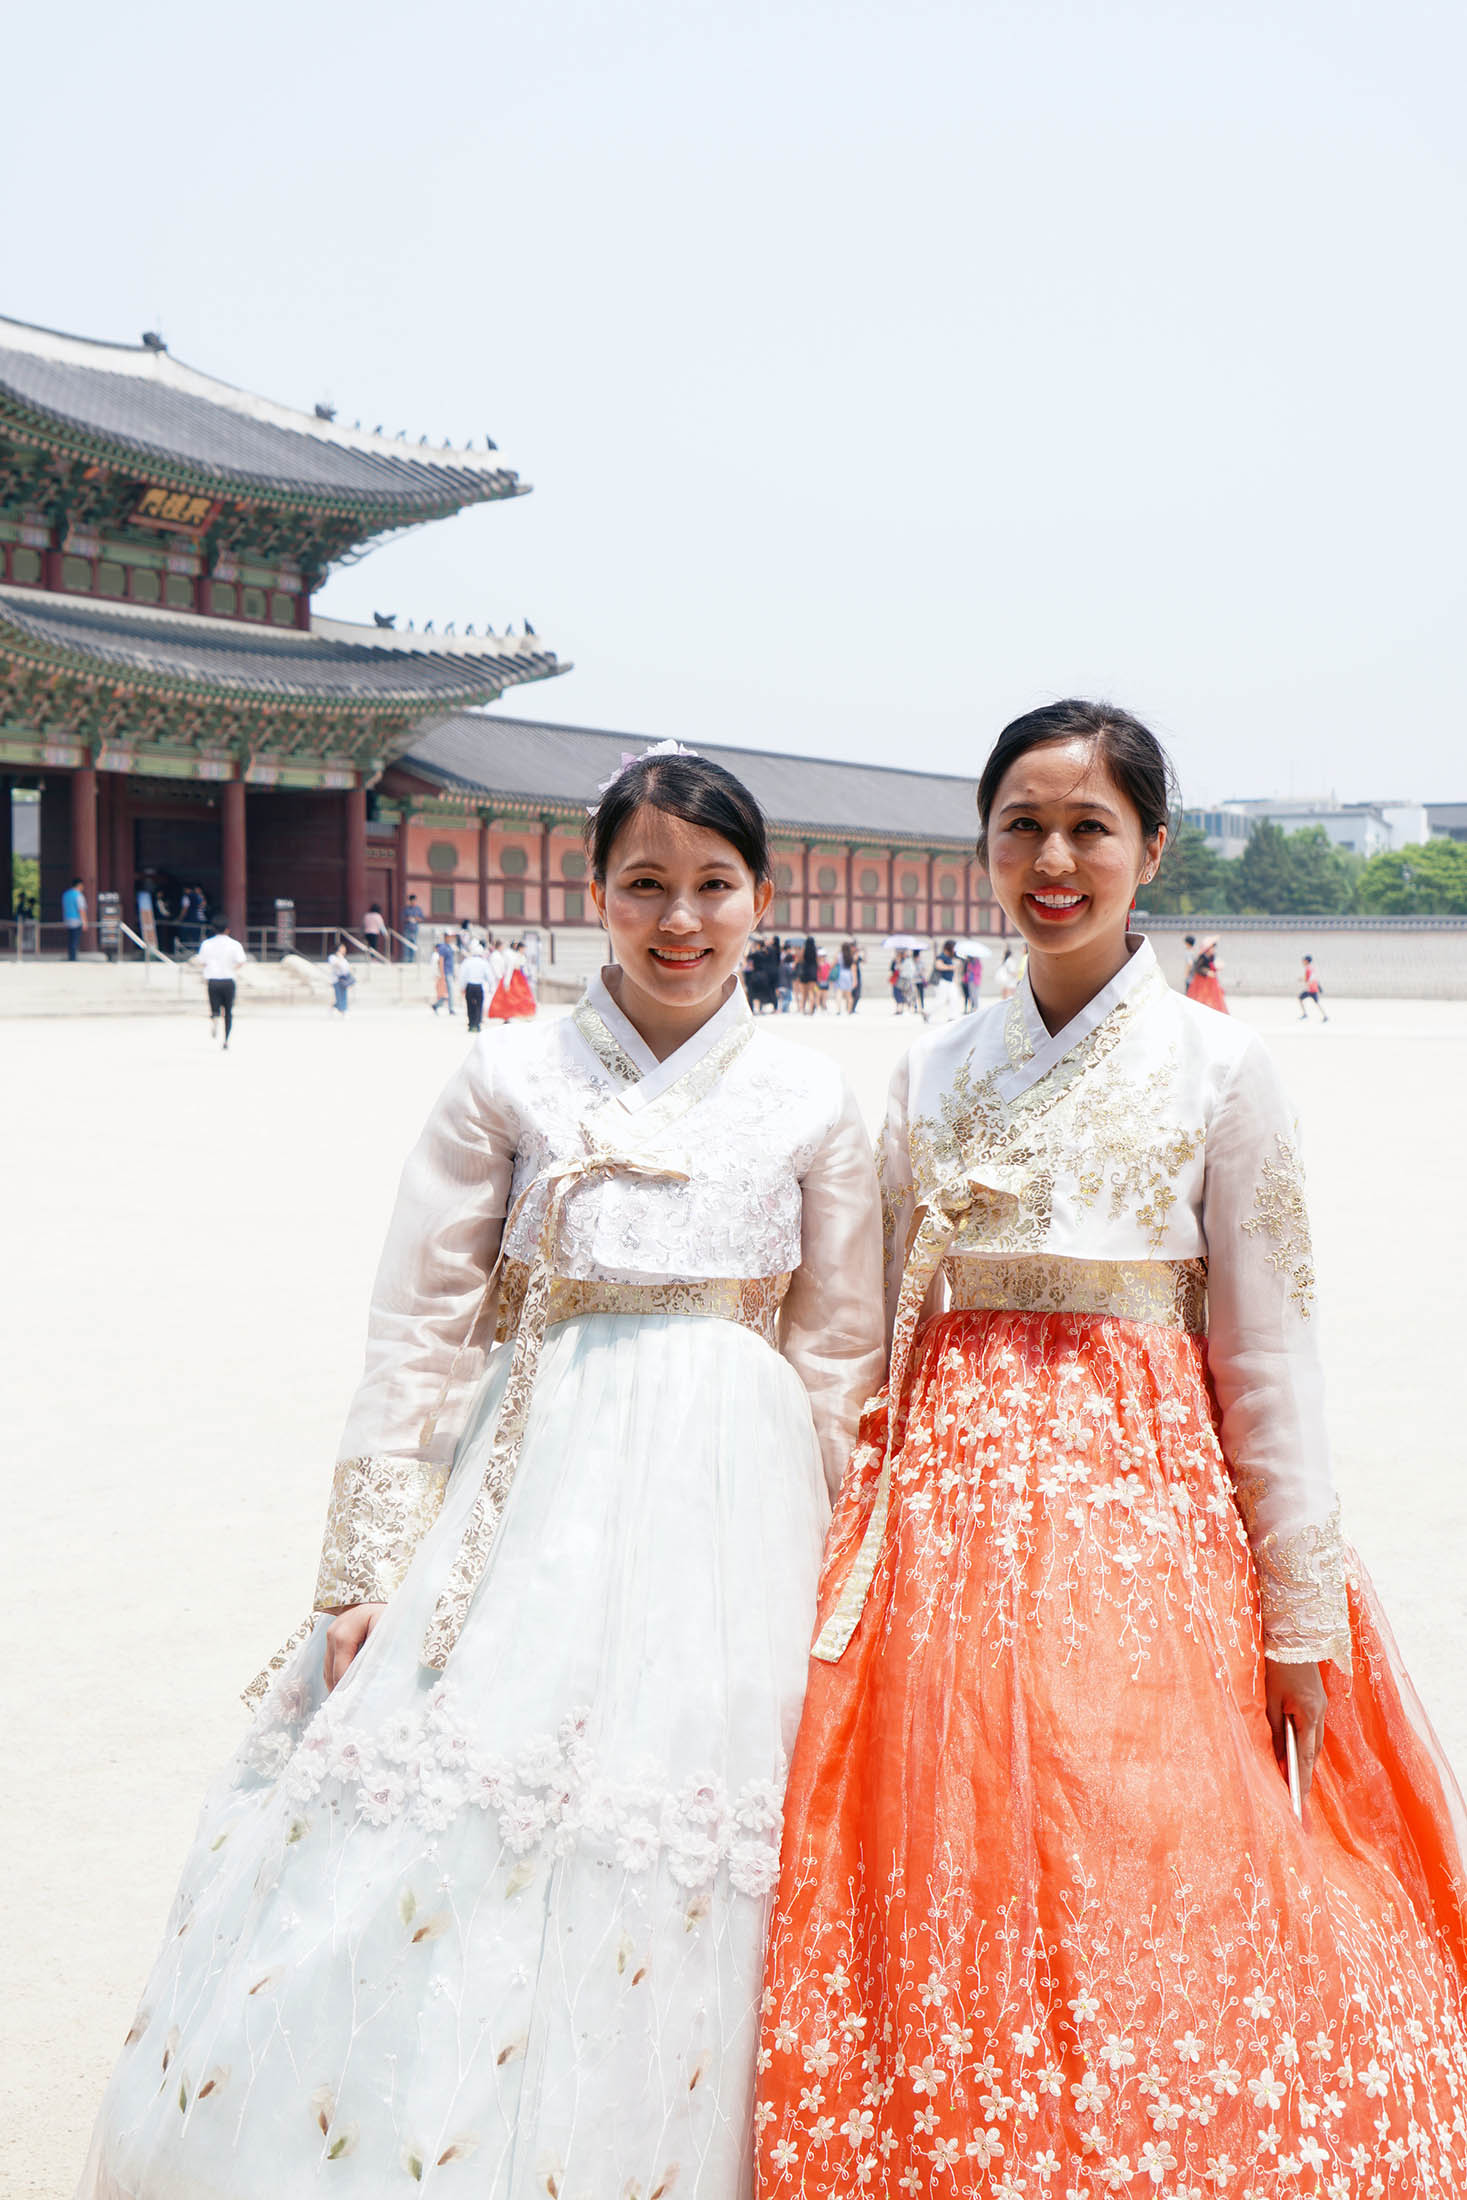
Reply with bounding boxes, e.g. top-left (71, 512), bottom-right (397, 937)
top-left (488, 937), bottom-right (537, 1020)
top-left (1185, 932), bottom-right (1229, 1014)
top-left (756, 699), bottom-right (1467, 2199)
